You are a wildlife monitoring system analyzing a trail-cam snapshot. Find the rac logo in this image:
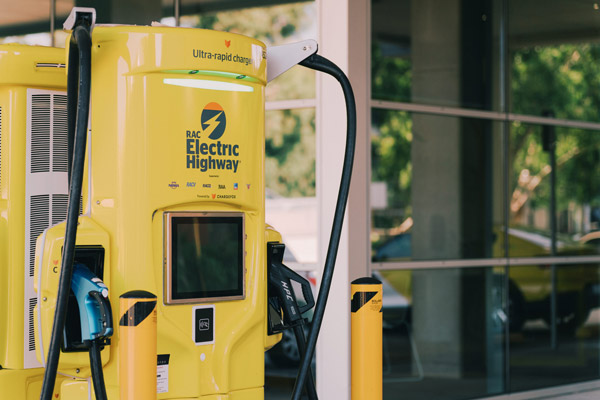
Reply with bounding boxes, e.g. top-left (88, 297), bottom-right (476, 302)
top-left (186, 102), bottom-right (239, 172)
top-left (201, 102), bottom-right (227, 140)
